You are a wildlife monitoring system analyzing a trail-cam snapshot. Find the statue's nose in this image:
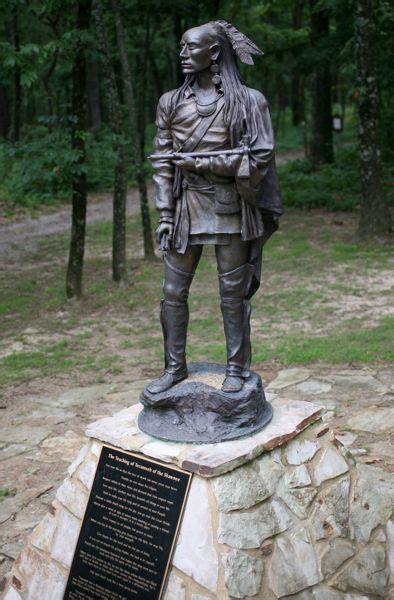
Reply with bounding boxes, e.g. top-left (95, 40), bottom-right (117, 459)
top-left (180, 45), bottom-right (188, 58)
